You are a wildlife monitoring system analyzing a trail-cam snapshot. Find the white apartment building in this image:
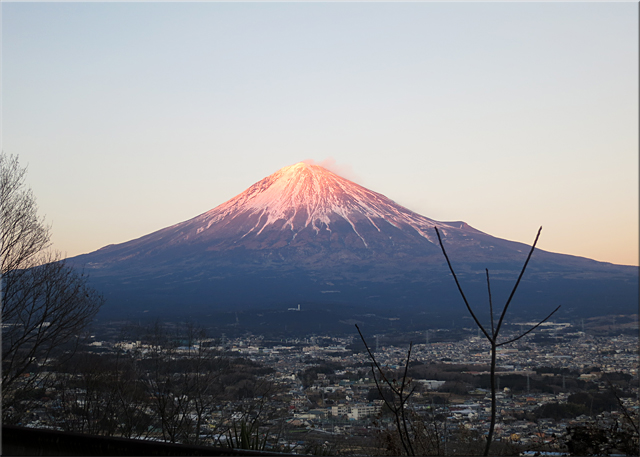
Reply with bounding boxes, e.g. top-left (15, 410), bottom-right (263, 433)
top-left (330, 403), bottom-right (382, 420)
